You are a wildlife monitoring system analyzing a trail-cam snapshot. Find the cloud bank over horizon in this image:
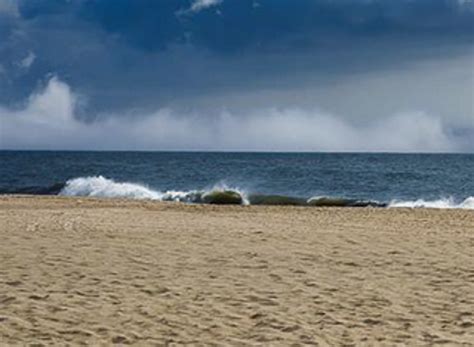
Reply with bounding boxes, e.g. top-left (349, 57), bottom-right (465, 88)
top-left (1, 76), bottom-right (469, 152)
top-left (0, 0), bottom-right (473, 151)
